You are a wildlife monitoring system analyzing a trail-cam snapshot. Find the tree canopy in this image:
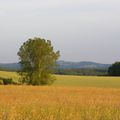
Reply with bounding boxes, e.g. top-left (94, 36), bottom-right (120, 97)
top-left (18, 37), bottom-right (60, 85)
top-left (108, 62), bottom-right (120, 76)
